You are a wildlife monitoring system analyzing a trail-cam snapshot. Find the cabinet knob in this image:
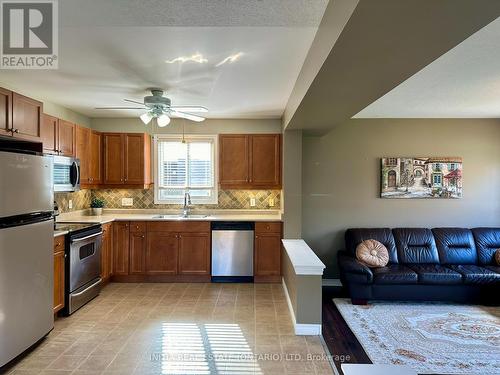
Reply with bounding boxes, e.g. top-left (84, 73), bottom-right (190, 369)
top-left (142, 235), bottom-right (145, 238)
top-left (13, 128), bottom-right (19, 133)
